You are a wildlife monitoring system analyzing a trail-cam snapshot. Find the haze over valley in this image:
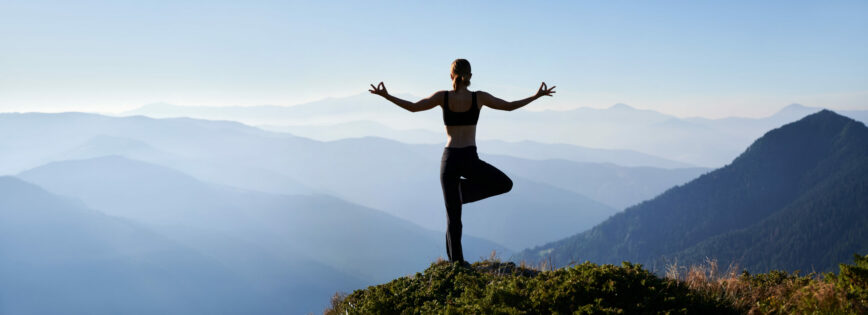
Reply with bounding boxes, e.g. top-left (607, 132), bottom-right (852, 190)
top-left (2, 104), bottom-right (866, 312)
